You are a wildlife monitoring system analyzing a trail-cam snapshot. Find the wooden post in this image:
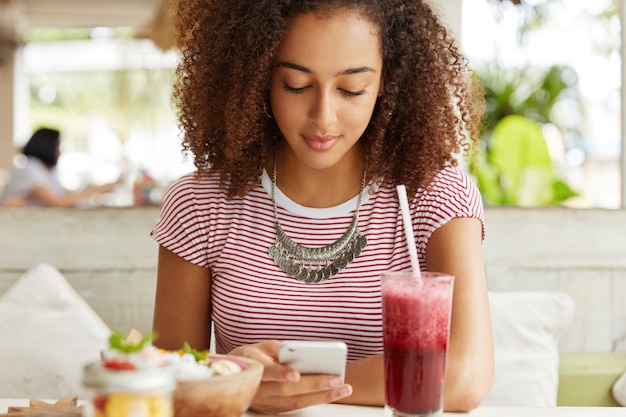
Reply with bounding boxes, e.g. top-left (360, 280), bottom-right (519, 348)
top-left (0, 48), bottom-right (16, 173)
